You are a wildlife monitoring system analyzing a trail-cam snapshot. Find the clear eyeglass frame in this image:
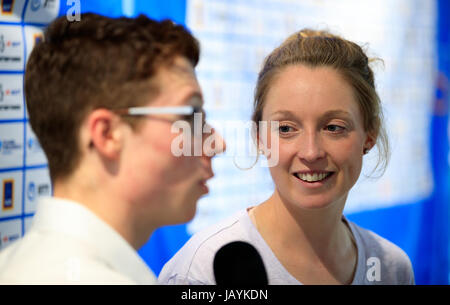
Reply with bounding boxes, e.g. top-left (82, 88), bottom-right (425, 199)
top-left (113, 105), bottom-right (205, 127)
